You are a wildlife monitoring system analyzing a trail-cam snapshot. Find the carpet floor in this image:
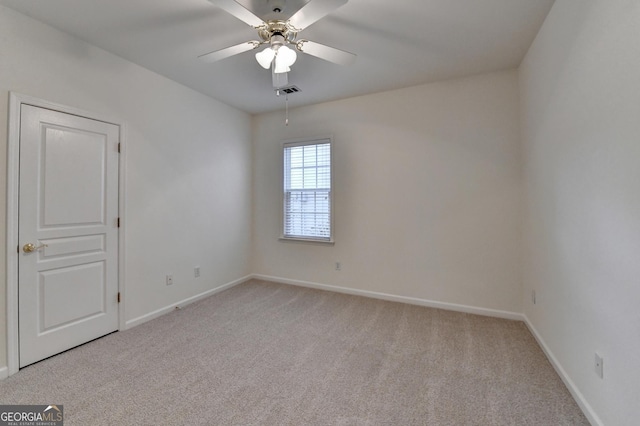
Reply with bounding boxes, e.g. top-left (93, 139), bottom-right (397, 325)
top-left (0, 279), bottom-right (589, 425)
